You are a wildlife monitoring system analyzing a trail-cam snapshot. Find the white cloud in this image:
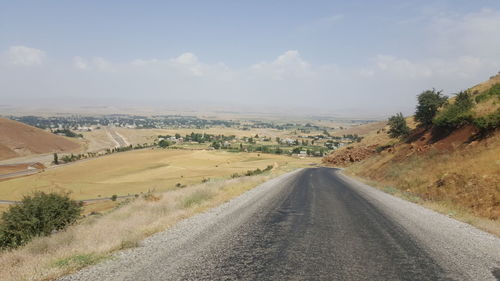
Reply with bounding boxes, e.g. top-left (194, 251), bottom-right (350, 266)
top-left (372, 55), bottom-right (433, 78)
top-left (92, 57), bottom-right (113, 72)
top-left (430, 9), bottom-right (500, 58)
top-left (72, 56), bottom-right (114, 71)
top-left (170, 52), bottom-right (203, 76)
top-left (251, 50), bottom-right (312, 80)
top-left (73, 56), bottom-right (89, 70)
top-left (171, 52), bottom-right (198, 65)
top-left (365, 54), bottom-right (498, 81)
top-left (7, 45), bottom-right (45, 65)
